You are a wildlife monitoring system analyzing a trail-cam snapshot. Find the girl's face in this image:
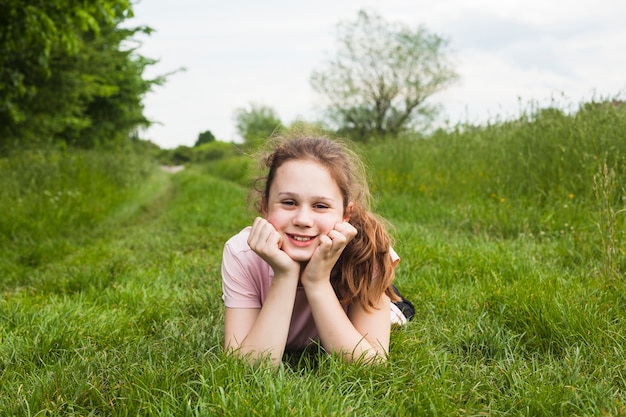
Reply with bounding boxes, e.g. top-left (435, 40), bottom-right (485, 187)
top-left (263, 159), bottom-right (351, 263)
